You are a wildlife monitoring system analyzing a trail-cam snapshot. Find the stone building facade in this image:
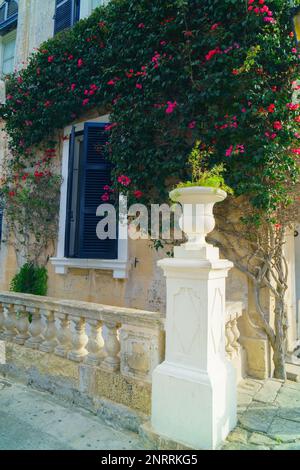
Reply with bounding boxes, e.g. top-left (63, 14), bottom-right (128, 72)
top-left (0, 0), bottom-right (299, 382)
